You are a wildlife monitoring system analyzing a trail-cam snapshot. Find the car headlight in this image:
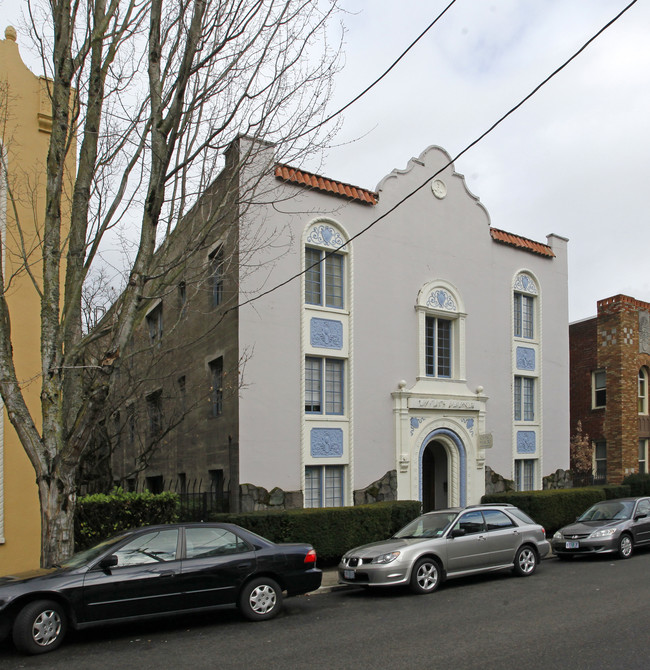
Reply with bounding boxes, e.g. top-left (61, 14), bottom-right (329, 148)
top-left (588, 528), bottom-right (617, 539)
top-left (553, 531), bottom-right (563, 540)
top-left (371, 551), bottom-right (400, 565)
